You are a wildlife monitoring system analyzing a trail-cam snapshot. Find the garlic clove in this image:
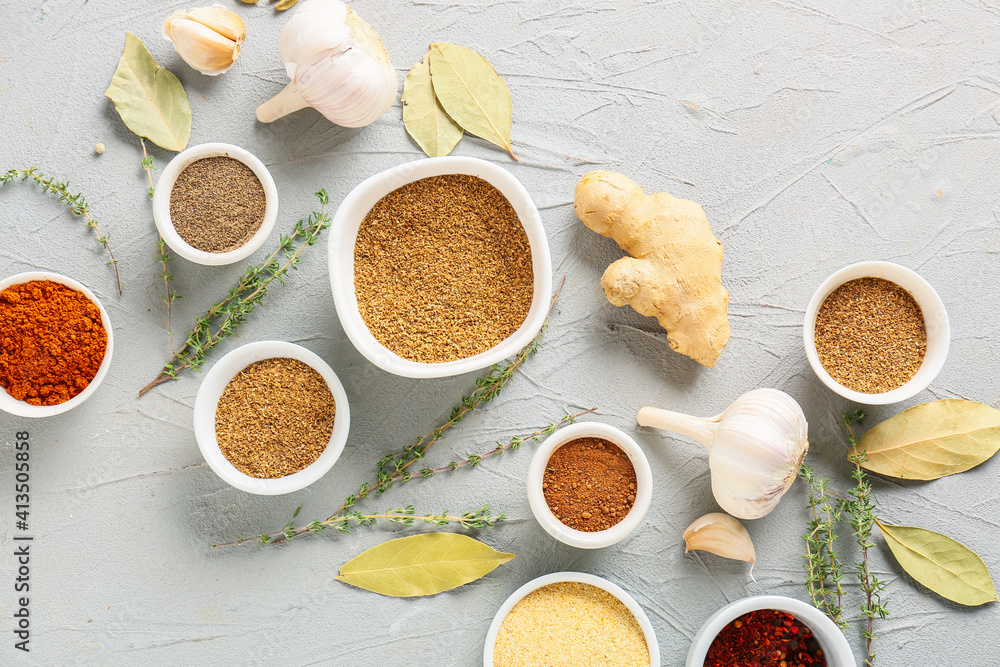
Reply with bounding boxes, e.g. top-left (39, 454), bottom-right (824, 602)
top-left (683, 512), bottom-right (755, 563)
top-left (163, 6), bottom-right (245, 76)
top-left (185, 6), bottom-right (246, 43)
